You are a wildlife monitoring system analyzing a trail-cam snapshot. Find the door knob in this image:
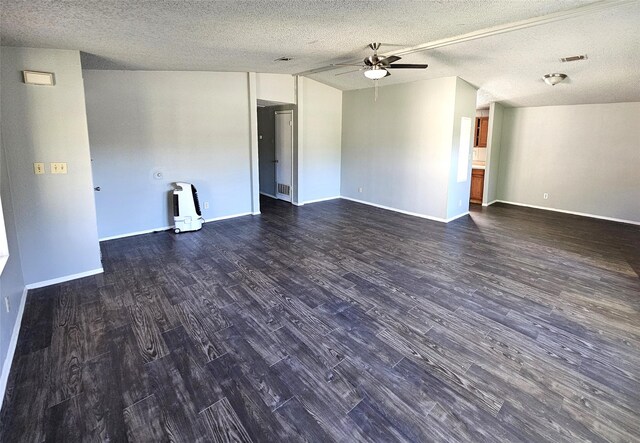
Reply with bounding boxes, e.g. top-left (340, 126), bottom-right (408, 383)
top-left (94, 186), bottom-right (101, 191)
